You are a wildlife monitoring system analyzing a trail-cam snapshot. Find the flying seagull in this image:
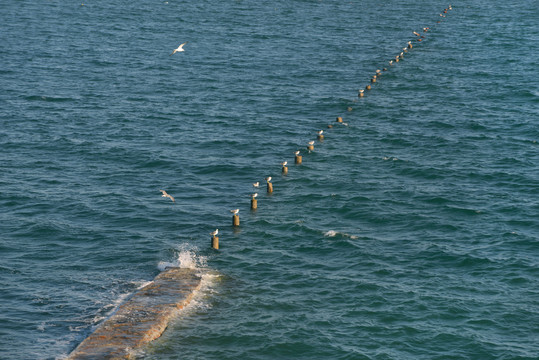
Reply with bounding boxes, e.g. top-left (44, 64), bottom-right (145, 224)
top-left (159, 189), bottom-right (175, 202)
top-left (170, 41), bottom-right (188, 55)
